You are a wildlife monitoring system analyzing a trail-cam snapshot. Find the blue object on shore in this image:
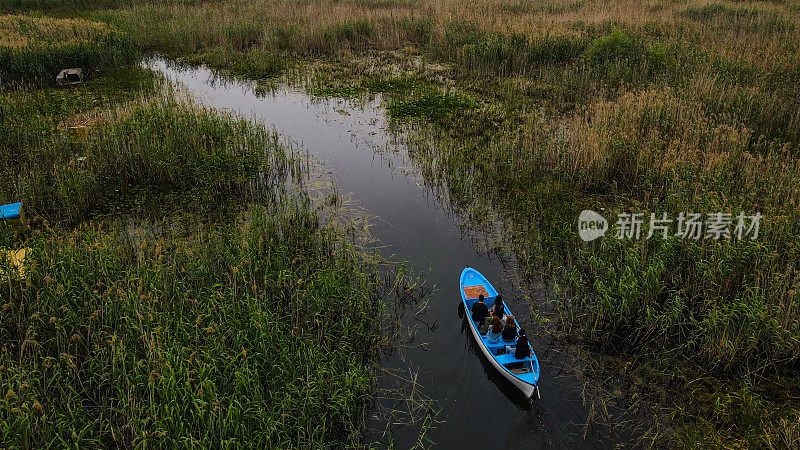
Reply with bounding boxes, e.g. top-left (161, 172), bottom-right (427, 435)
top-left (0, 202), bottom-right (22, 221)
top-left (461, 267), bottom-right (541, 399)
